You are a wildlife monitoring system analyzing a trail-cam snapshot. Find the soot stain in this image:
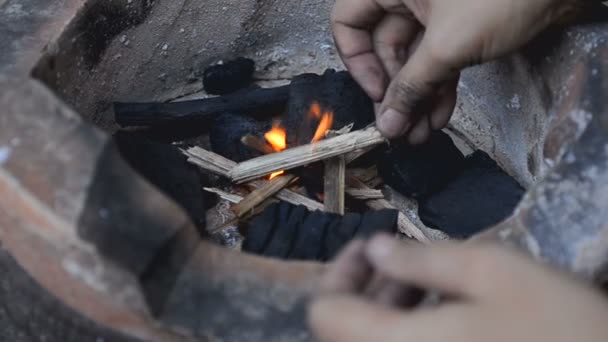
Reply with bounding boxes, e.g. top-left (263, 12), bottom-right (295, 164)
top-left (74, 0), bottom-right (154, 67)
